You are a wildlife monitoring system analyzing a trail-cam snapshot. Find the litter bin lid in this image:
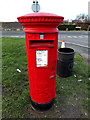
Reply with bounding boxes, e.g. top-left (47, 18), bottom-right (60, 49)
top-left (58, 48), bottom-right (75, 55)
